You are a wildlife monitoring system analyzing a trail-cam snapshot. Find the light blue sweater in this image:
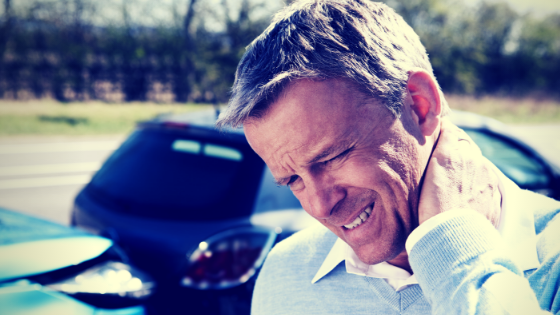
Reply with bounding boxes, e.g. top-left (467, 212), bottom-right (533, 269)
top-left (252, 188), bottom-right (560, 314)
